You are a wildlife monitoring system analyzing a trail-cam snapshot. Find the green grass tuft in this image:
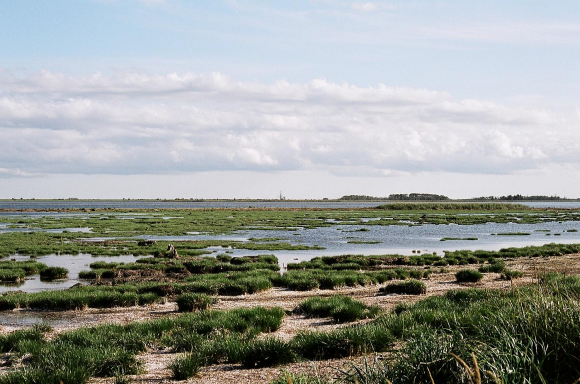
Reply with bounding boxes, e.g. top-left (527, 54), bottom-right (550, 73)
top-left (455, 269), bottom-right (483, 283)
top-left (380, 280), bottom-right (427, 295)
top-left (297, 295), bottom-right (380, 323)
top-left (175, 293), bottom-right (216, 312)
